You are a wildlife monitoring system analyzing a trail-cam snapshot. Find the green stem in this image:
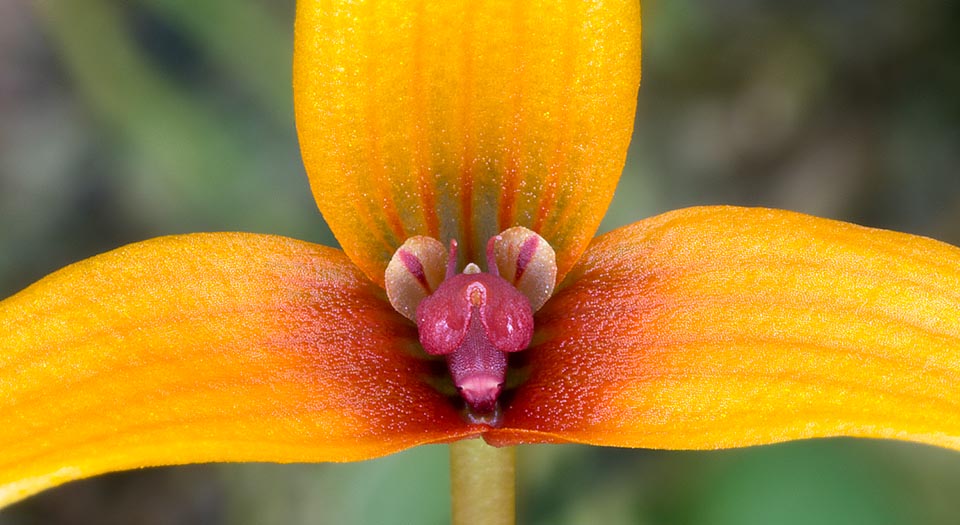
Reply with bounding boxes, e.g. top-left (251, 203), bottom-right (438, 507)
top-left (449, 439), bottom-right (516, 525)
